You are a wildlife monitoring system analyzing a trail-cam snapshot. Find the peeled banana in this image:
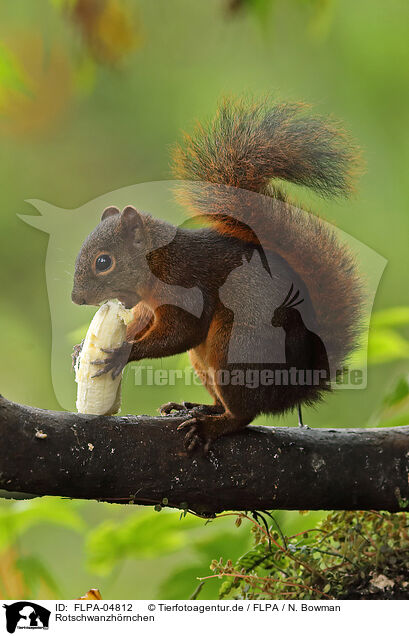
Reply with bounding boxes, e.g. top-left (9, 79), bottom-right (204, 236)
top-left (75, 301), bottom-right (134, 415)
